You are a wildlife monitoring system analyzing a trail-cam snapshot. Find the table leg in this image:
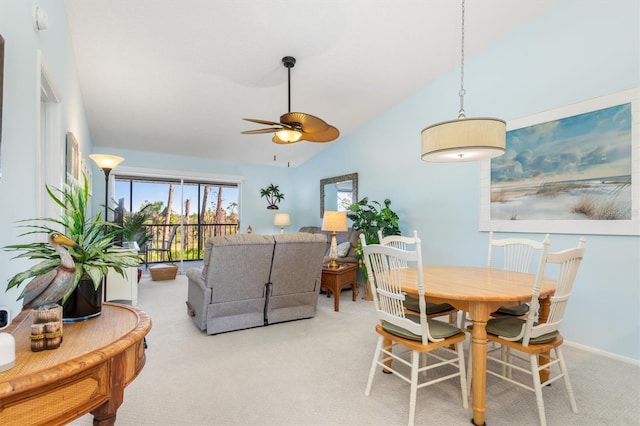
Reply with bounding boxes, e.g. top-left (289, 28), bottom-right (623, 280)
top-left (469, 303), bottom-right (490, 426)
top-left (538, 297), bottom-right (551, 383)
top-left (90, 354), bottom-right (126, 425)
